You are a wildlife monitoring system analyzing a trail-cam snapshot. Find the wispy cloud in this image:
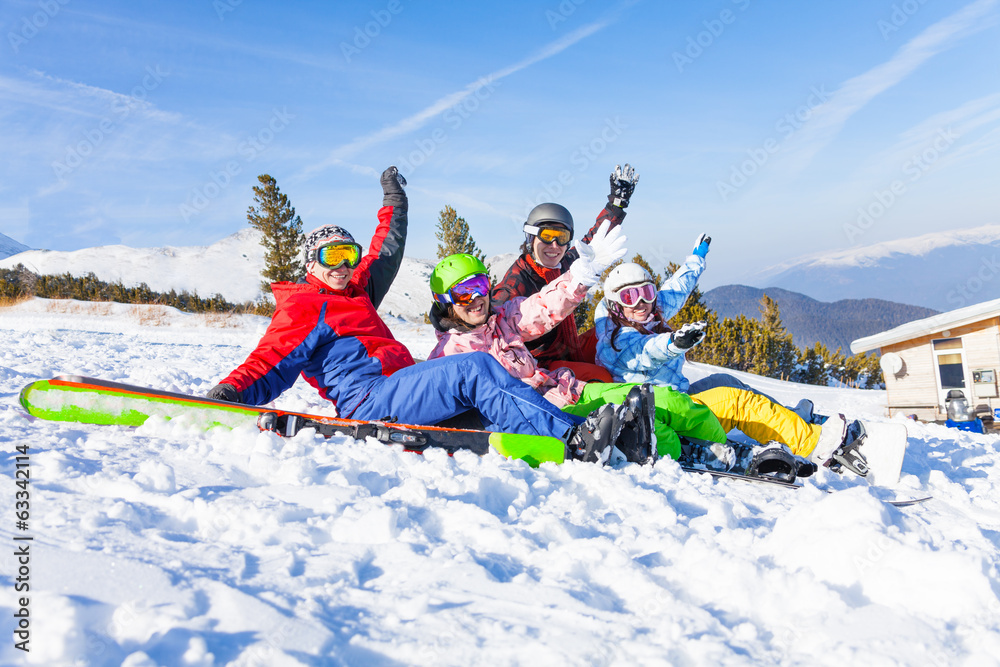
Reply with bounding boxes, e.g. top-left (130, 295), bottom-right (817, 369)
top-left (295, 18), bottom-right (613, 180)
top-left (774, 0), bottom-right (998, 177)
